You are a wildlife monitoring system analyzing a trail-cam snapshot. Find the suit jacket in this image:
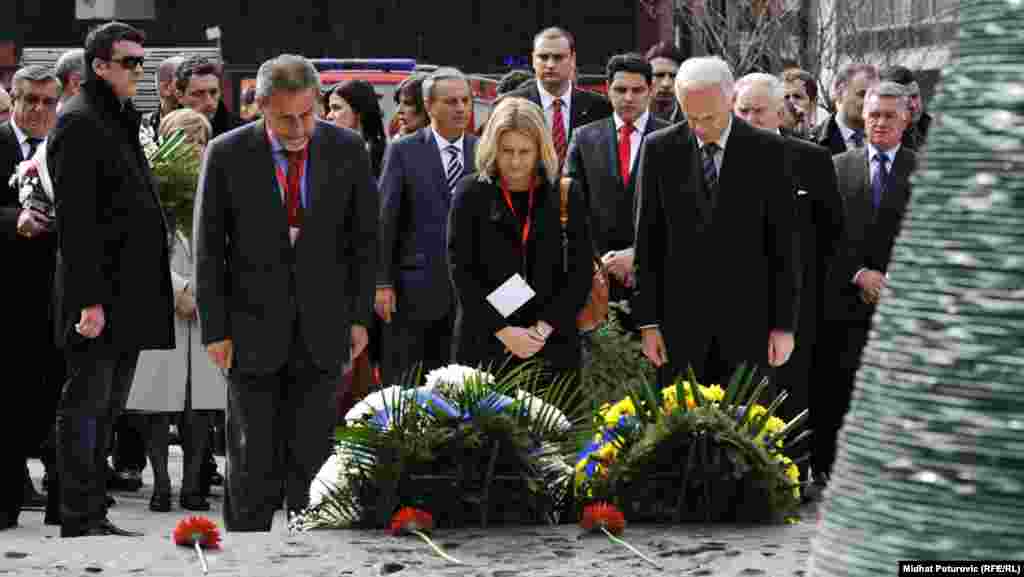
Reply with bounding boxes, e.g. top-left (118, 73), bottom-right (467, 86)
top-left (447, 173), bottom-right (592, 370)
top-left (824, 145), bottom-right (917, 323)
top-left (193, 120), bottom-right (378, 376)
top-left (48, 79), bottom-right (175, 351)
top-left (501, 83), bottom-right (614, 139)
top-left (377, 127), bottom-right (478, 322)
top-left (566, 115), bottom-right (670, 256)
top-left (0, 122), bottom-right (60, 353)
top-left (810, 114), bottom-right (850, 156)
top-left (776, 134), bottom-right (845, 392)
top-left (633, 117), bottom-right (800, 364)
